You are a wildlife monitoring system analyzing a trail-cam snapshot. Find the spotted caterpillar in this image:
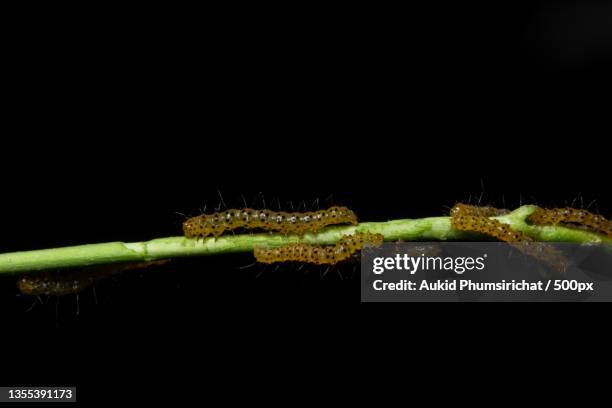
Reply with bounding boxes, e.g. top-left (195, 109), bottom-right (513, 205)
top-left (450, 203), bottom-right (529, 242)
top-left (527, 207), bottom-right (611, 238)
top-left (450, 203), bottom-right (568, 273)
top-left (17, 261), bottom-right (168, 296)
top-left (254, 232), bottom-right (384, 265)
top-left (183, 206), bottom-right (357, 238)
top-left (450, 203), bottom-right (510, 218)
